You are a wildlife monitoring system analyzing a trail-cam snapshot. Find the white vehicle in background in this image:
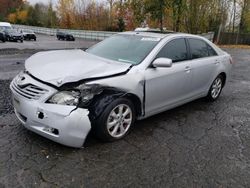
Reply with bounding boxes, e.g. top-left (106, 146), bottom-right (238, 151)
top-left (0, 22), bottom-right (12, 30)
